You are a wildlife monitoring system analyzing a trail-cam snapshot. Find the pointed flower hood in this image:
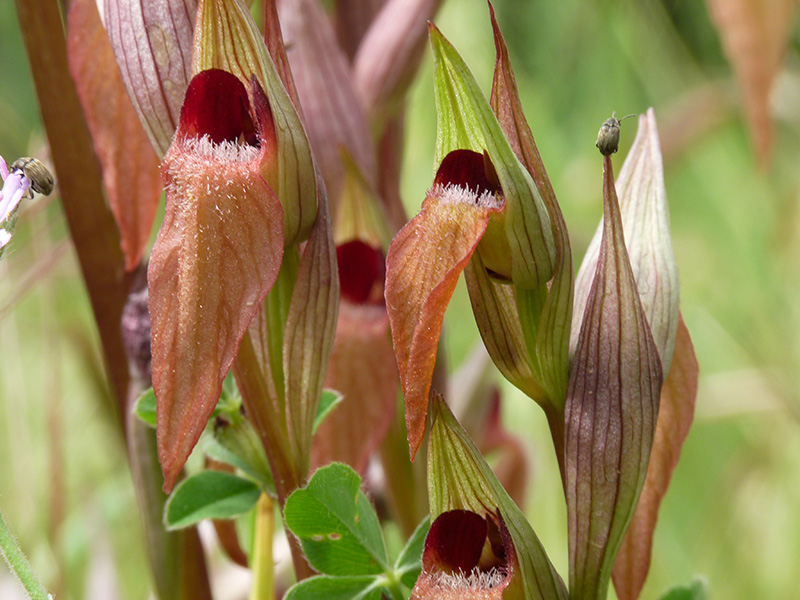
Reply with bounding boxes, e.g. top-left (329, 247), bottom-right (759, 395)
top-left (149, 69), bottom-right (284, 491)
top-left (385, 24), bottom-right (557, 459)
